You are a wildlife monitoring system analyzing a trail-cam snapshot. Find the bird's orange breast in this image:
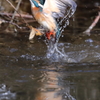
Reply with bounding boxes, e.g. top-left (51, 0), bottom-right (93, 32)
top-left (32, 7), bottom-right (45, 21)
top-left (31, 7), bottom-right (56, 31)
